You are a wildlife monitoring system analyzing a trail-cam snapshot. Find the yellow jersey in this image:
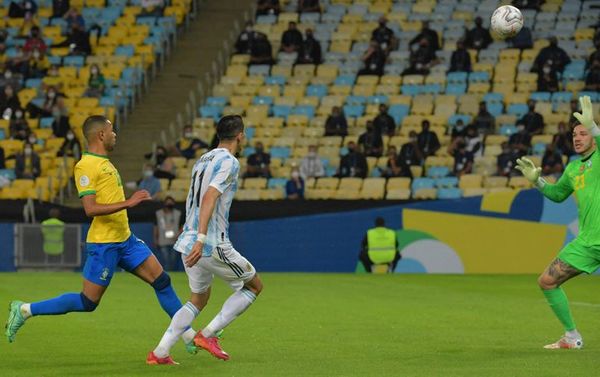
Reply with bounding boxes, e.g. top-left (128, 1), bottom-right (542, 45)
top-left (74, 152), bottom-right (131, 243)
